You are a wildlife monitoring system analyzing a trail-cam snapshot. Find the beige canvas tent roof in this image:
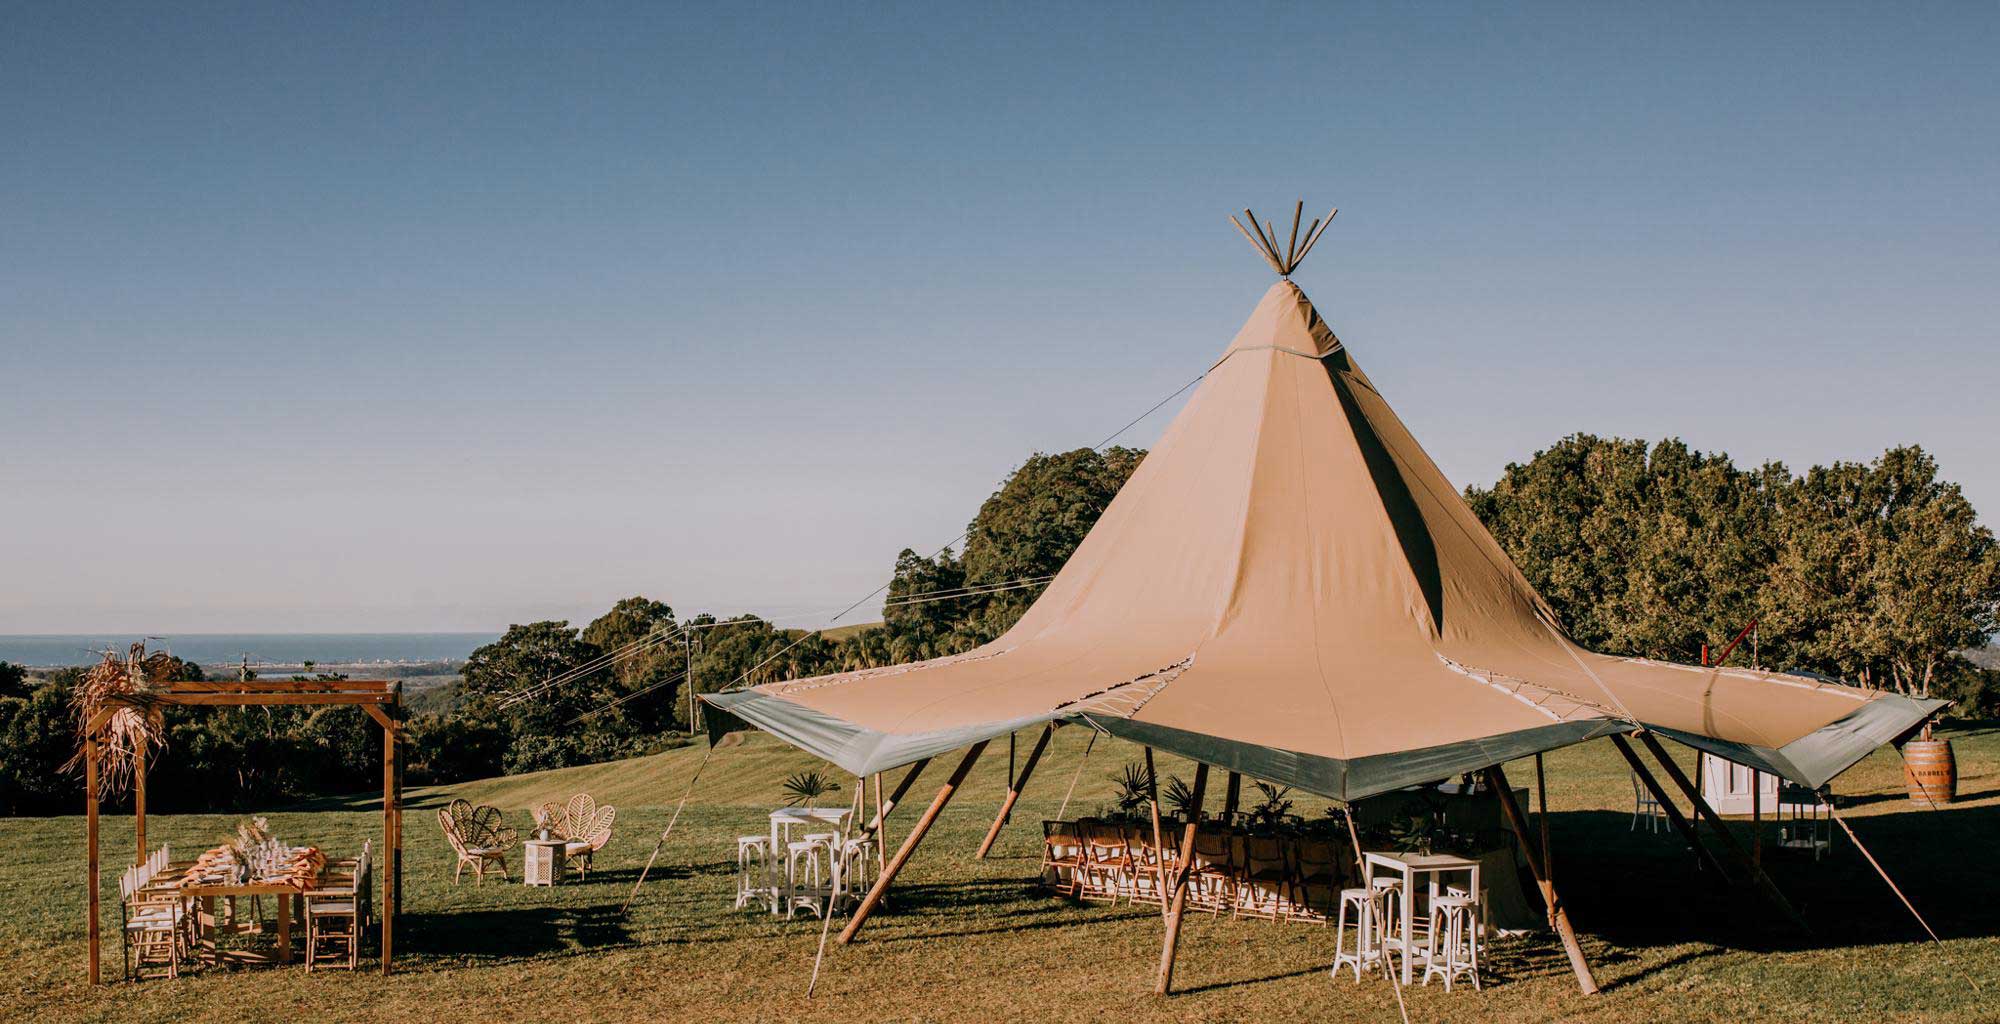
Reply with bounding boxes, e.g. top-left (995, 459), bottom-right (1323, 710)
top-left (704, 237), bottom-right (1939, 803)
